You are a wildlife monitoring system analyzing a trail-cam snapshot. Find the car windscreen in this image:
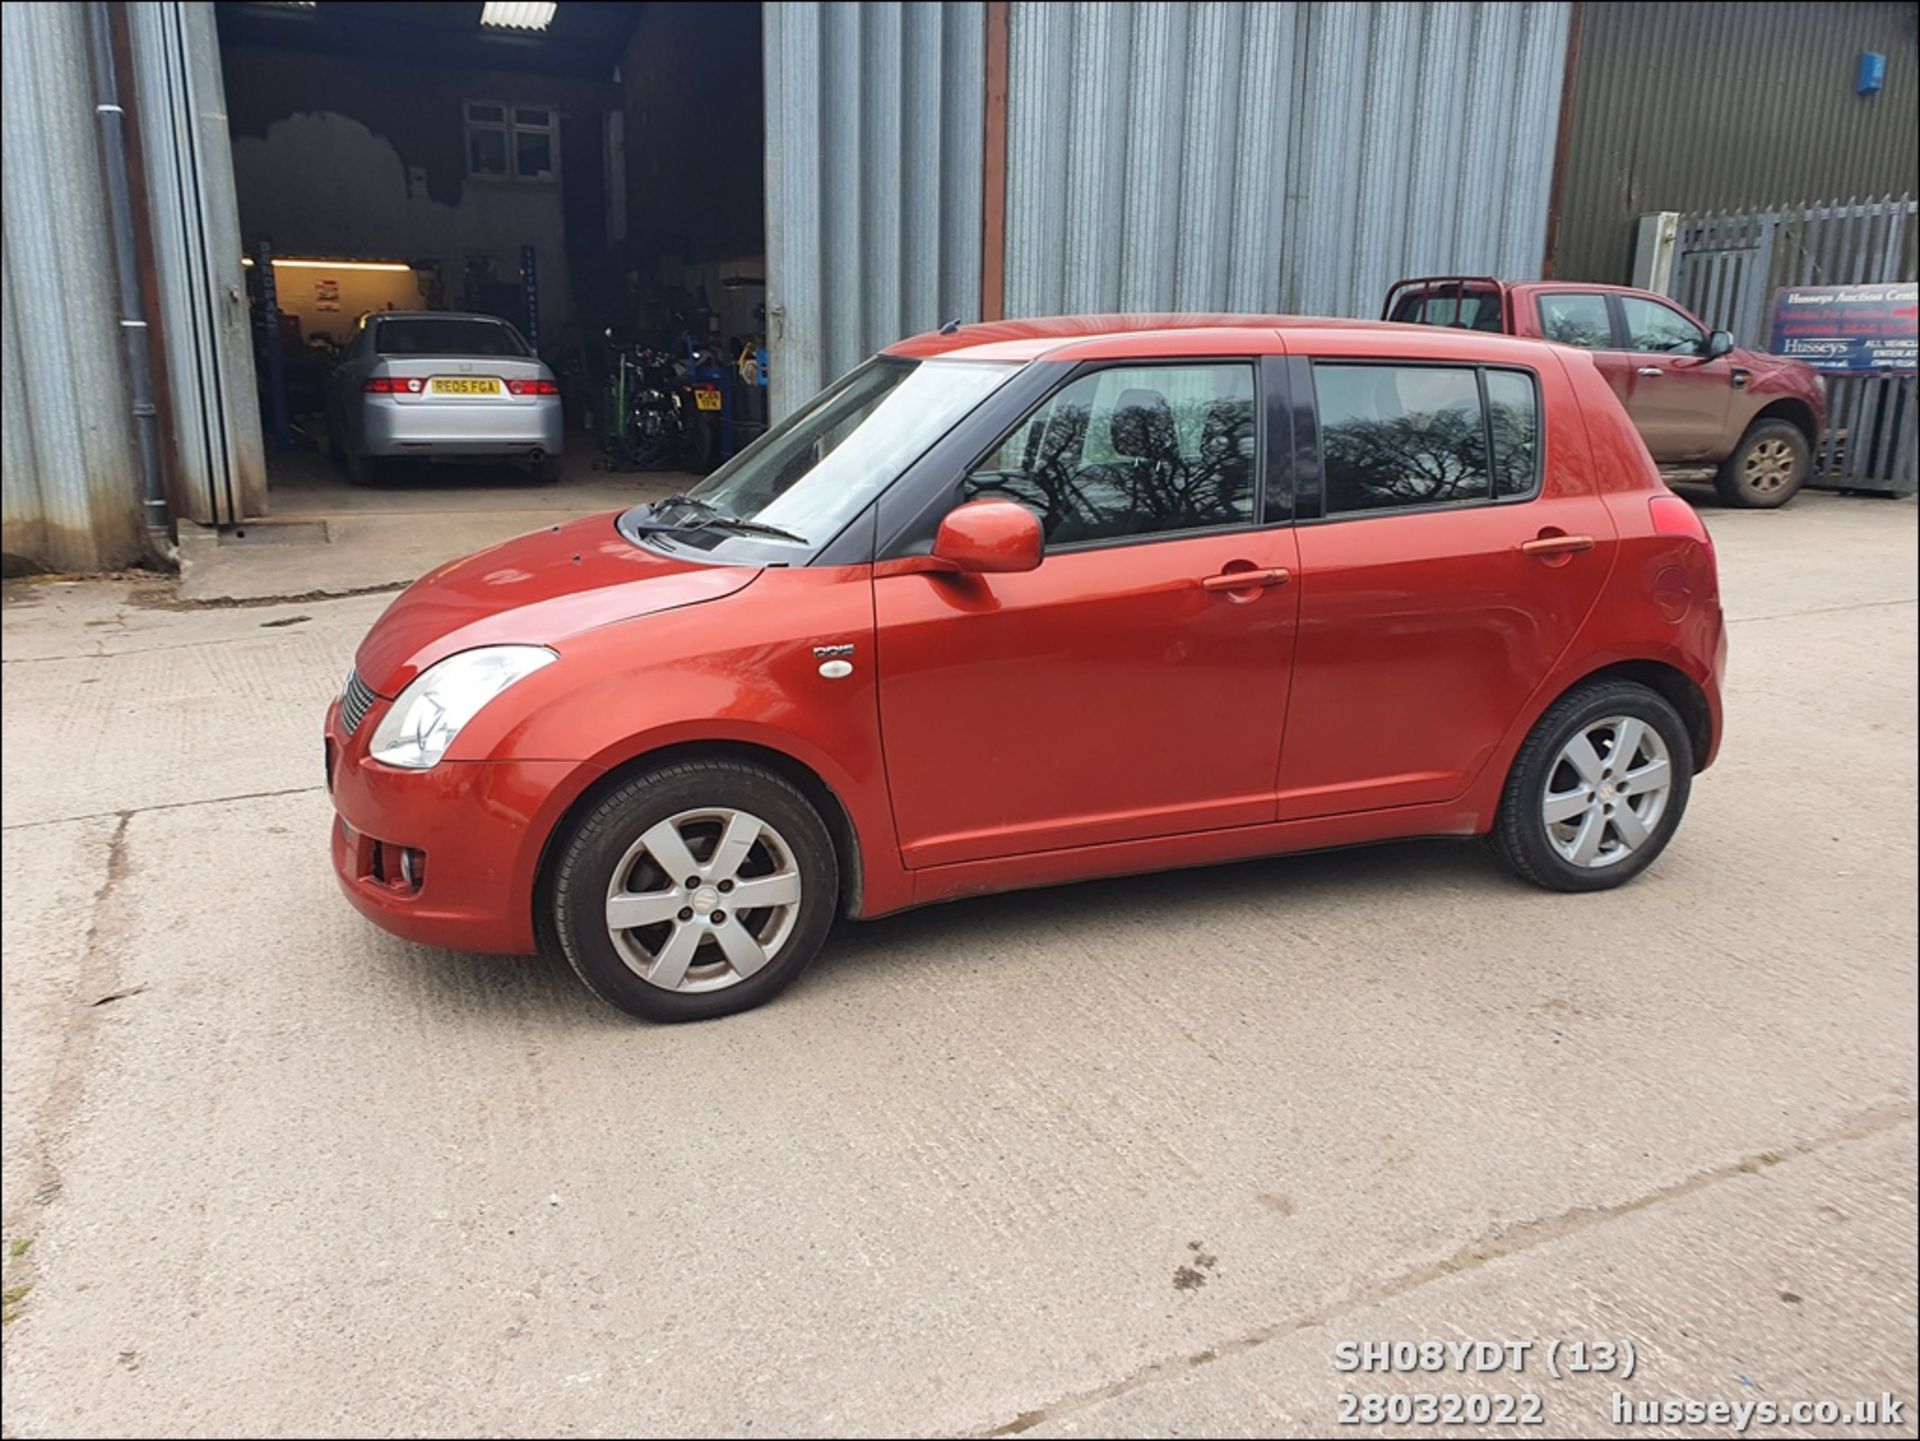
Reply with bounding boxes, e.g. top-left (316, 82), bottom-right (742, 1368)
top-left (1390, 287), bottom-right (1504, 331)
top-left (618, 356), bottom-right (1018, 560)
top-left (375, 319), bottom-right (528, 358)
